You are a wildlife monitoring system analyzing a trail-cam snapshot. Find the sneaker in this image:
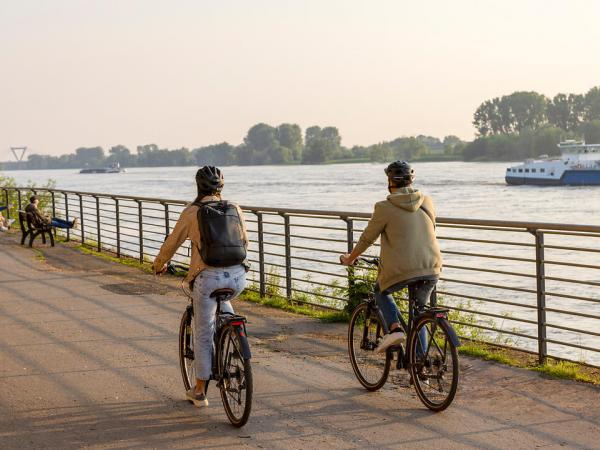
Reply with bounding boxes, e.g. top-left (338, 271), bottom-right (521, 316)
top-left (374, 330), bottom-right (405, 354)
top-left (71, 217), bottom-right (79, 229)
top-left (186, 388), bottom-right (209, 408)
